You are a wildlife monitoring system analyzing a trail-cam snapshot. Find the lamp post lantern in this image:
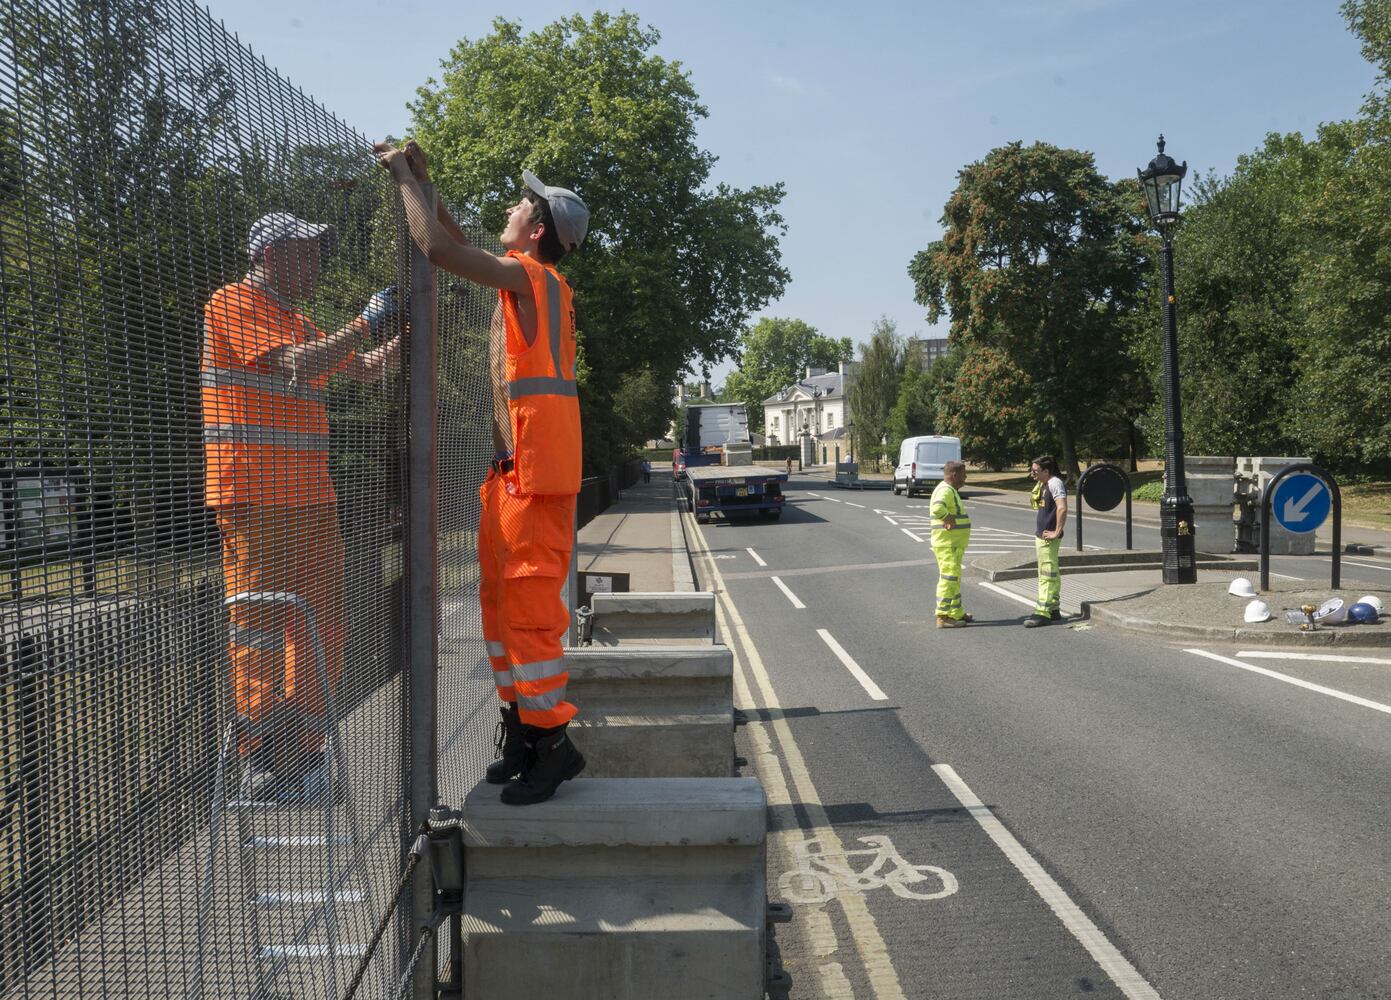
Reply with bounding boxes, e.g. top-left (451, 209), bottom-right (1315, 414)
top-left (1138, 135), bottom-right (1196, 584)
